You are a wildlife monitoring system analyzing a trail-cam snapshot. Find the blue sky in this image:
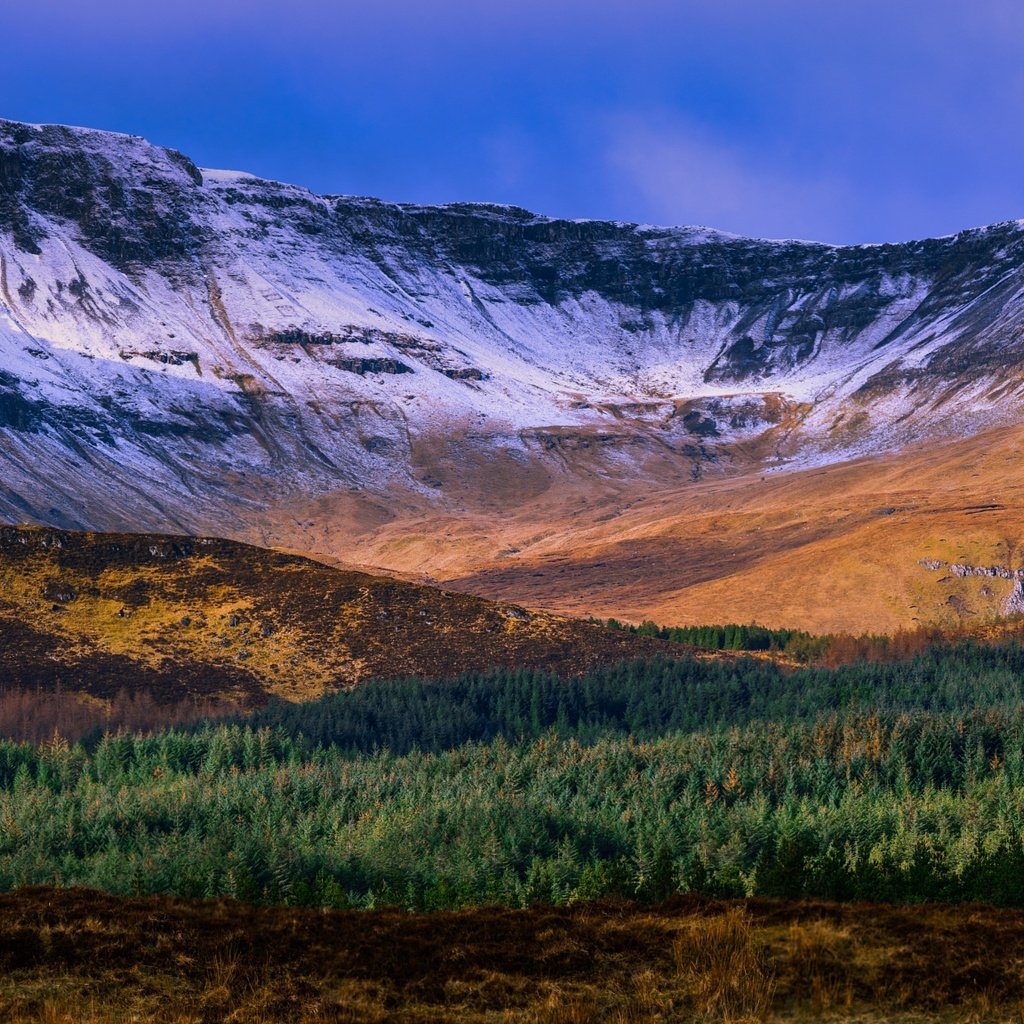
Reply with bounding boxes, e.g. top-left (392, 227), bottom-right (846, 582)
top-left (3, 1), bottom-right (1022, 243)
